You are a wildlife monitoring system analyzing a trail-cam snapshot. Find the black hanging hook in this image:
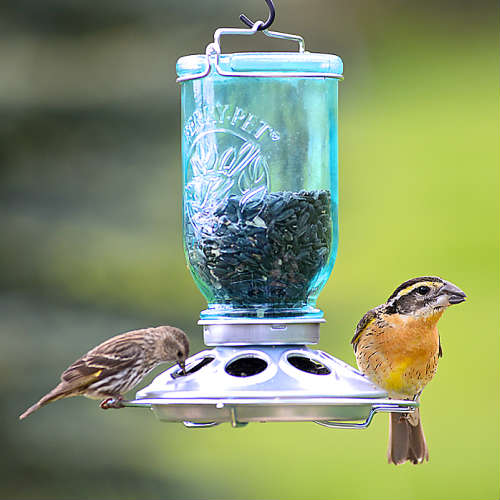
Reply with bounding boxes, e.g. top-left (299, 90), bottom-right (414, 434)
top-left (240, 0), bottom-right (276, 31)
